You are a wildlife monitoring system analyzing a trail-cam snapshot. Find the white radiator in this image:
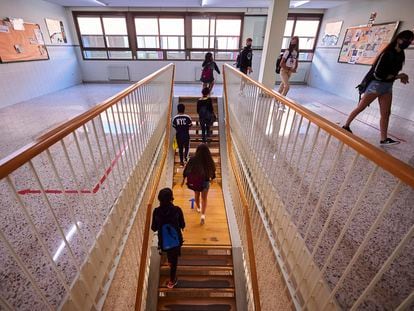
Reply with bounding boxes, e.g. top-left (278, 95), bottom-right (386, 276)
top-left (108, 65), bottom-right (130, 81)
